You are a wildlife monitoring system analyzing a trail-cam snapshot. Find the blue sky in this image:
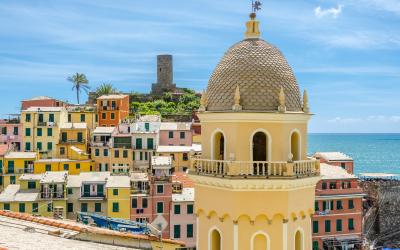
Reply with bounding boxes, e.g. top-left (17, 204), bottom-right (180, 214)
top-left (0, 0), bottom-right (399, 133)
